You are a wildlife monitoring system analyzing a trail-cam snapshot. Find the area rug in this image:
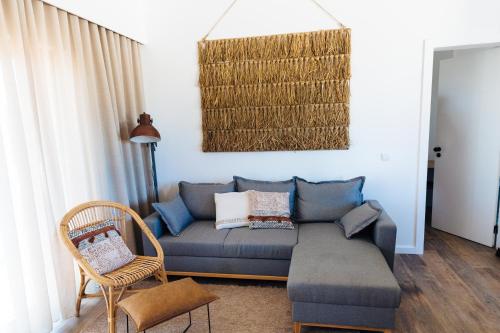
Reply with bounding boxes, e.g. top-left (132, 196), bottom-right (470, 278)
top-left (82, 279), bottom-right (360, 333)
